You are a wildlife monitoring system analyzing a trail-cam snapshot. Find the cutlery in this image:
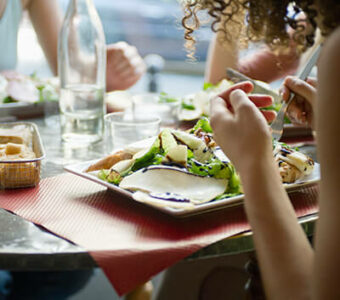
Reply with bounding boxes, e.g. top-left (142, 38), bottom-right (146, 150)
top-left (226, 68), bottom-right (280, 103)
top-left (270, 44), bottom-right (321, 141)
